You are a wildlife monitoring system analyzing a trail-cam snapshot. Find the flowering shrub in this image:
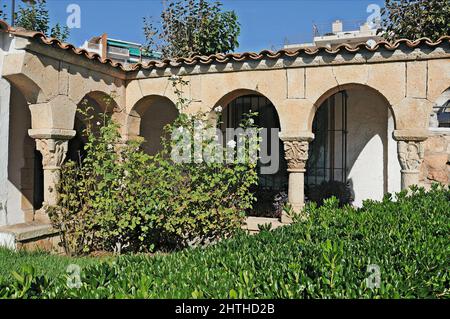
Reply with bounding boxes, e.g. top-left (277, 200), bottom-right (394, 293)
top-left (48, 77), bottom-right (258, 255)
